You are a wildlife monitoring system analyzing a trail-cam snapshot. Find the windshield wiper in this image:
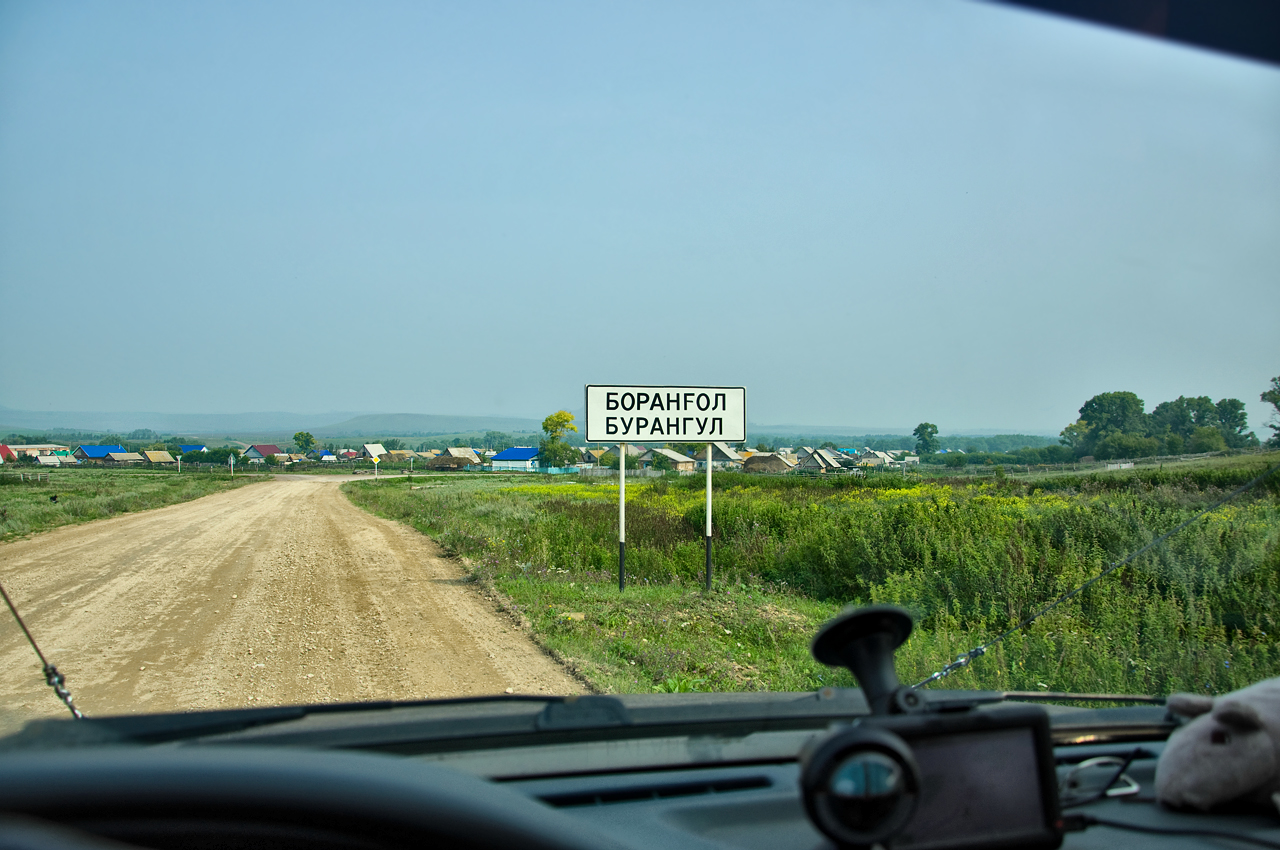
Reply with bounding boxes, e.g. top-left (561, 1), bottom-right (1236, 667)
top-left (0, 694), bottom-right (566, 749)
